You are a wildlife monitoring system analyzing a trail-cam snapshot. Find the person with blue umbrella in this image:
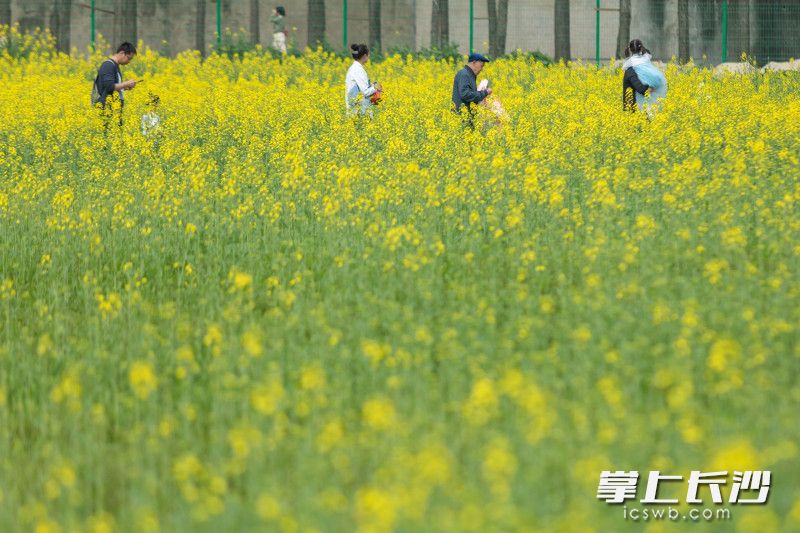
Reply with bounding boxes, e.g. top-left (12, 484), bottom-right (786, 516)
top-left (622, 39), bottom-right (667, 115)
